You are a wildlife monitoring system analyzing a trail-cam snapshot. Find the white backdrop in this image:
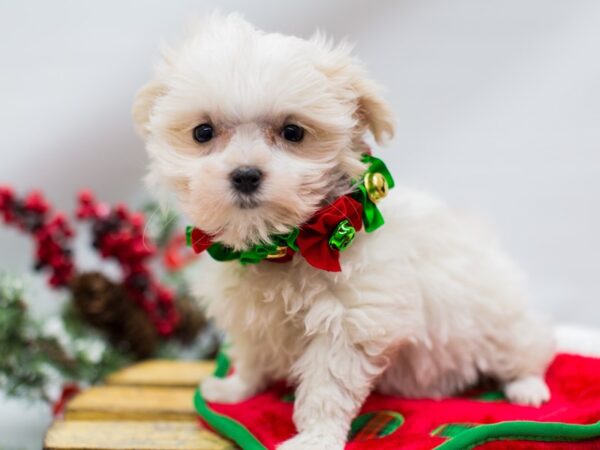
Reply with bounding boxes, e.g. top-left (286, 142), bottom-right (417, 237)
top-left (1, 1), bottom-right (599, 447)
